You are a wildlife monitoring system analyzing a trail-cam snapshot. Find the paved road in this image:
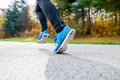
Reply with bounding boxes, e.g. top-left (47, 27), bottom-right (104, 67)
top-left (0, 41), bottom-right (120, 80)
